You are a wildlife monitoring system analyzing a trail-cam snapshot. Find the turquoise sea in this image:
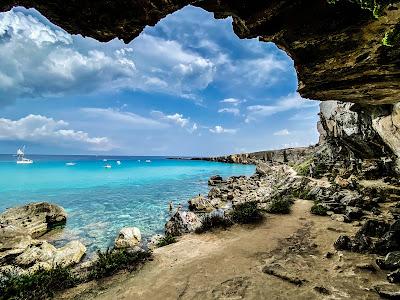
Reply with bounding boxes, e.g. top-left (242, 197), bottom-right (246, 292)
top-left (0, 155), bottom-right (255, 254)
